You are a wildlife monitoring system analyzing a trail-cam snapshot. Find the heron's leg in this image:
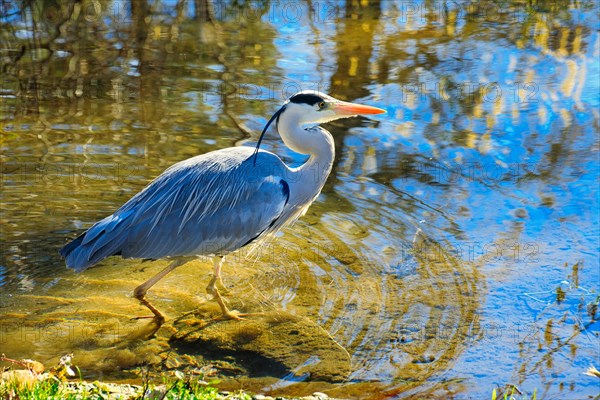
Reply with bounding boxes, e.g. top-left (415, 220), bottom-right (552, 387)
top-left (206, 257), bottom-right (244, 320)
top-left (132, 259), bottom-right (186, 325)
top-left (205, 256), bottom-right (226, 294)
